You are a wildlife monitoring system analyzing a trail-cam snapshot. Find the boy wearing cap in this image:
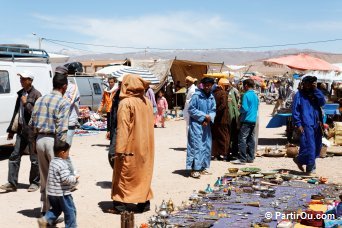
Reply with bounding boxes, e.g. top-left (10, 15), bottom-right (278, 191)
top-left (0, 71), bottom-right (41, 192)
top-left (292, 76), bottom-right (326, 175)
